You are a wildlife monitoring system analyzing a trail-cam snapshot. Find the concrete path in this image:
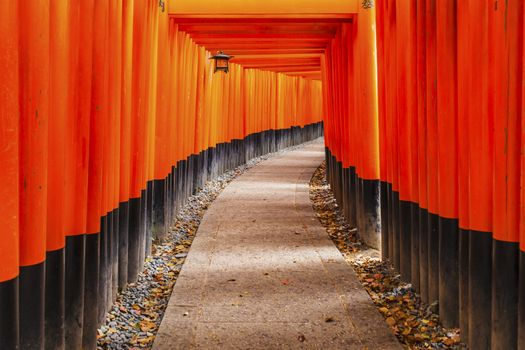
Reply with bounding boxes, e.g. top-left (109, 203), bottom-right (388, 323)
top-left (153, 140), bottom-right (401, 350)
